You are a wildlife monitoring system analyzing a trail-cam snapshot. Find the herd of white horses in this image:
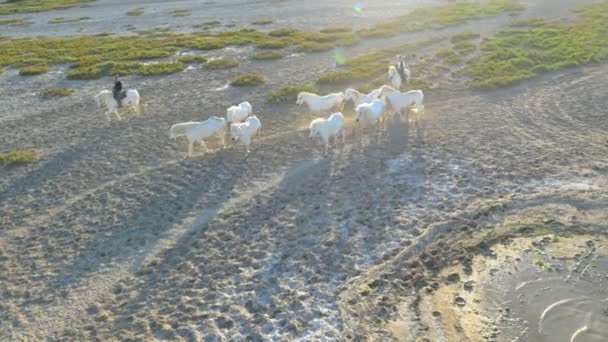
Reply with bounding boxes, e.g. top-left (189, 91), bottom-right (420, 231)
top-left (93, 65), bottom-right (423, 156)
